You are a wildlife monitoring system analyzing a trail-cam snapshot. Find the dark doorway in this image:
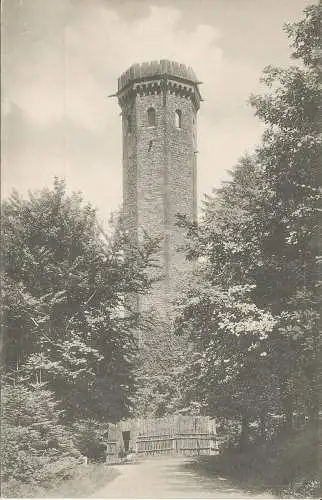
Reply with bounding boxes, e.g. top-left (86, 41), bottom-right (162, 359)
top-left (122, 431), bottom-right (131, 453)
